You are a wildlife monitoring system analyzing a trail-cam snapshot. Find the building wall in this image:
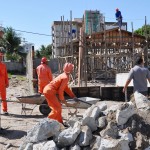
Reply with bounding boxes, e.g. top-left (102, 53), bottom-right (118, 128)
top-left (52, 21), bottom-right (82, 58)
top-left (84, 10), bottom-right (104, 34)
top-left (4, 62), bottom-right (24, 72)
